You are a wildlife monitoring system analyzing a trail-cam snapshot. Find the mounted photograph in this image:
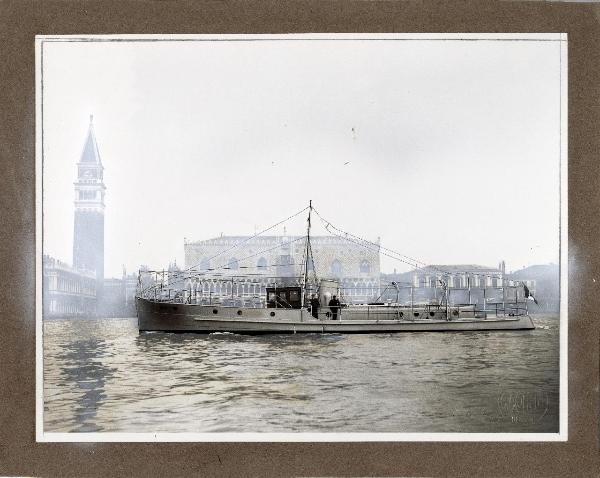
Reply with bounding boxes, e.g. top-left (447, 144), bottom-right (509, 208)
top-left (36, 33), bottom-right (567, 441)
